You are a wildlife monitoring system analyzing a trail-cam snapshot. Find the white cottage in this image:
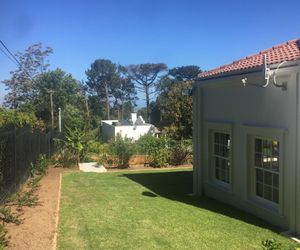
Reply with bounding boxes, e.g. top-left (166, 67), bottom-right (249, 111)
top-left (101, 113), bottom-right (158, 142)
top-left (193, 38), bottom-right (300, 237)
